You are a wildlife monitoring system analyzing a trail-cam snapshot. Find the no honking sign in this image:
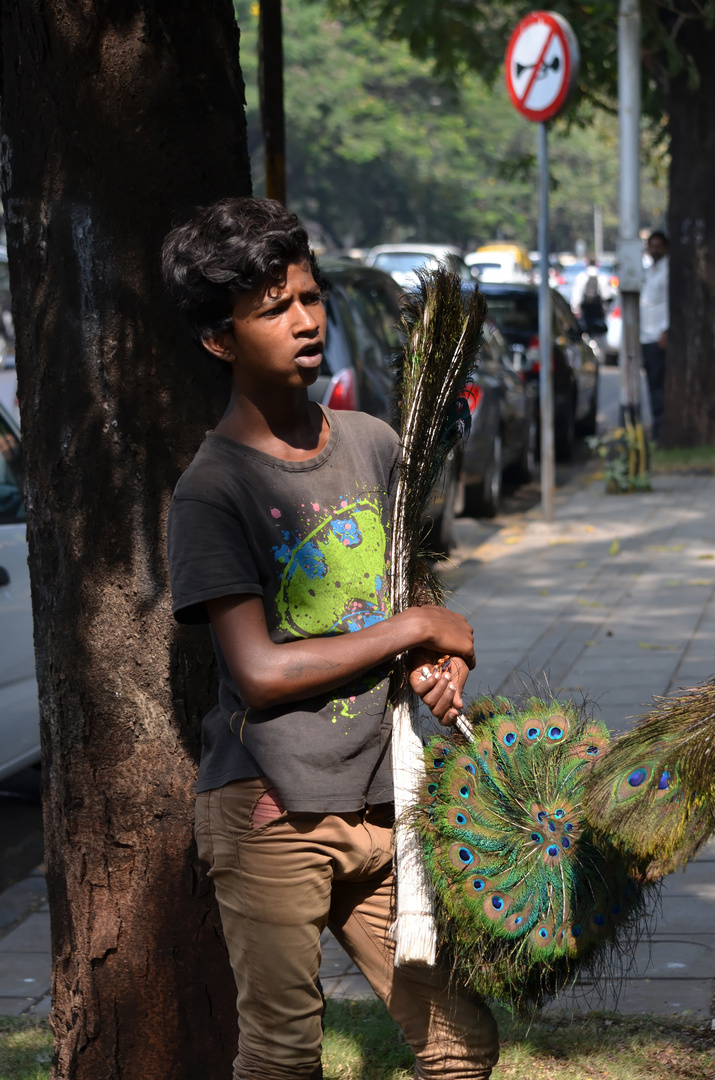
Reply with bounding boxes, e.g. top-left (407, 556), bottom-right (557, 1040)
top-left (505, 12), bottom-right (579, 123)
